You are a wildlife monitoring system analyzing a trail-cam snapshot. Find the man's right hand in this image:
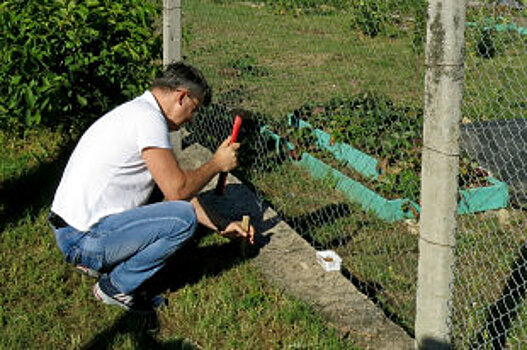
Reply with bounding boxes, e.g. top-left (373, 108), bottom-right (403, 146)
top-left (220, 221), bottom-right (255, 245)
top-left (212, 137), bottom-right (240, 172)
